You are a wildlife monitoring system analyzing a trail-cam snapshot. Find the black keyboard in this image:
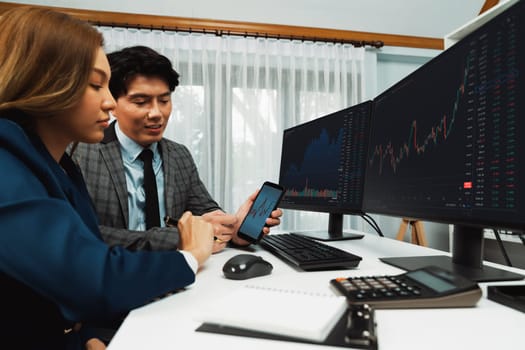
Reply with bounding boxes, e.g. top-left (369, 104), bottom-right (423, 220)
top-left (260, 233), bottom-right (362, 271)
